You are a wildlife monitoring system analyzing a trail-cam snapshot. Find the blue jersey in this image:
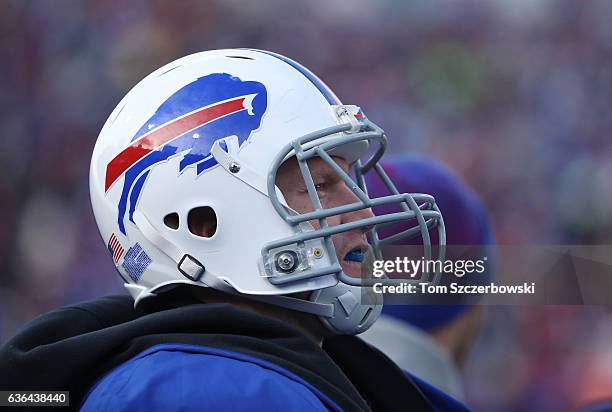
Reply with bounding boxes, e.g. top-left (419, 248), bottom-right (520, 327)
top-left (0, 293), bottom-right (472, 411)
top-left (82, 343), bottom-right (471, 412)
